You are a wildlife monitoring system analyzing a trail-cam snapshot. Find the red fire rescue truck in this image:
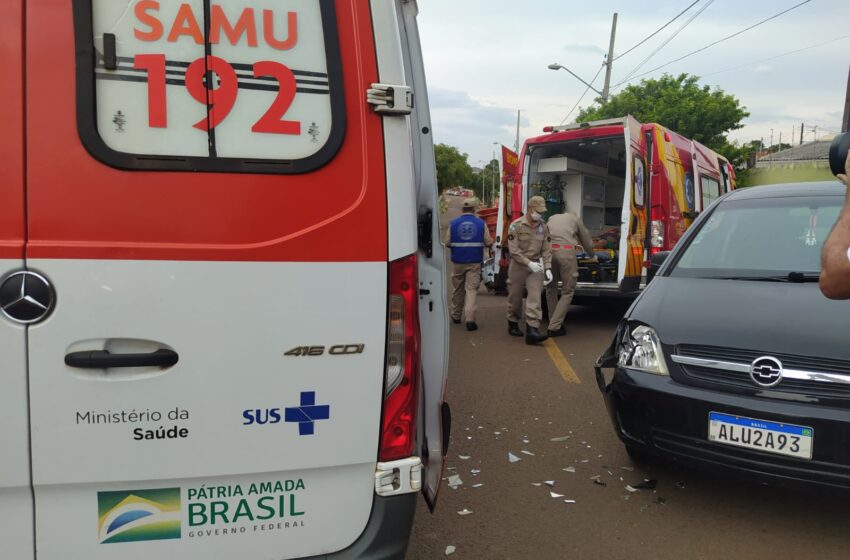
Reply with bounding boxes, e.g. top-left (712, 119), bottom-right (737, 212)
top-left (505, 116), bottom-right (735, 299)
